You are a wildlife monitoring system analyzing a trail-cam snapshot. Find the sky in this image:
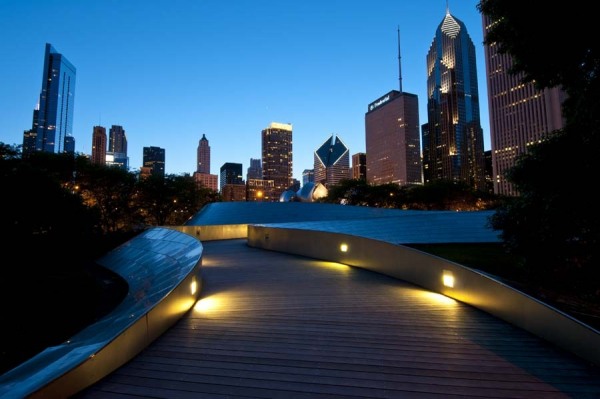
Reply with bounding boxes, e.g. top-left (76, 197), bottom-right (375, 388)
top-left (0, 0), bottom-right (489, 184)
